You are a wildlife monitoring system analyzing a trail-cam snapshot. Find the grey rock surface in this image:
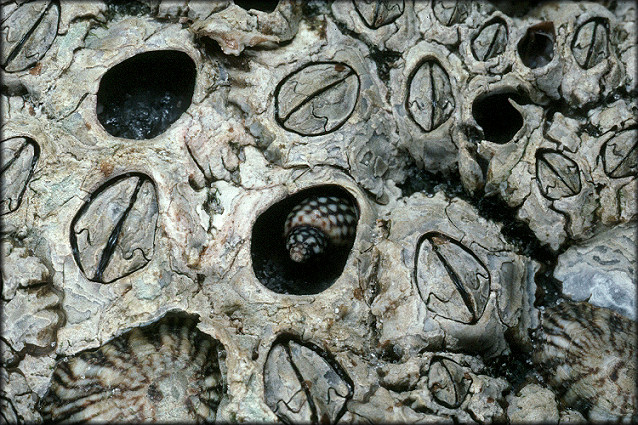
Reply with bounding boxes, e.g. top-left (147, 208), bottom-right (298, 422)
top-left (555, 222), bottom-right (636, 319)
